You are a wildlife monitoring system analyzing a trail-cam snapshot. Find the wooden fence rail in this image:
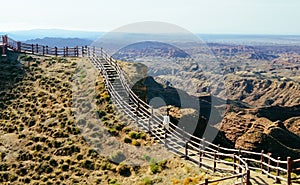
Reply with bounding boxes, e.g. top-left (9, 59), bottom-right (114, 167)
top-left (1, 35), bottom-right (86, 57)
